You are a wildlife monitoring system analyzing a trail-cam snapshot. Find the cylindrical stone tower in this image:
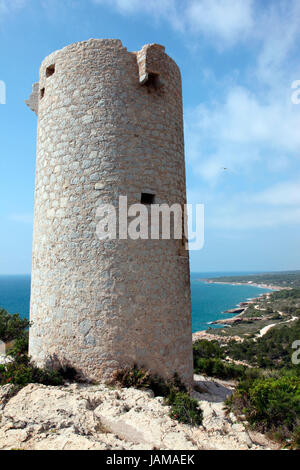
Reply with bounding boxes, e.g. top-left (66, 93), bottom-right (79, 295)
top-left (26, 39), bottom-right (193, 387)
